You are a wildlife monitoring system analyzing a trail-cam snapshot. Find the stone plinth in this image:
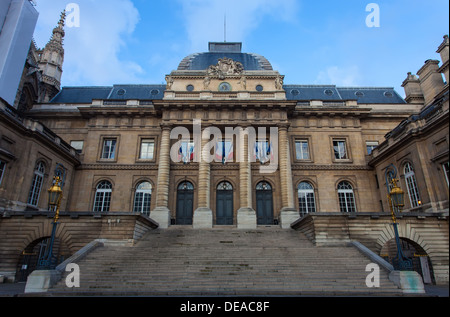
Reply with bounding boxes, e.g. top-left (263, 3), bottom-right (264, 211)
top-left (279, 207), bottom-right (300, 229)
top-left (150, 207), bottom-right (170, 229)
top-left (237, 207), bottom-right (257, 229)
top-left (193, 207), bottom-right (213, 229)
top-left (25, 270), bottom-right (61, 293)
